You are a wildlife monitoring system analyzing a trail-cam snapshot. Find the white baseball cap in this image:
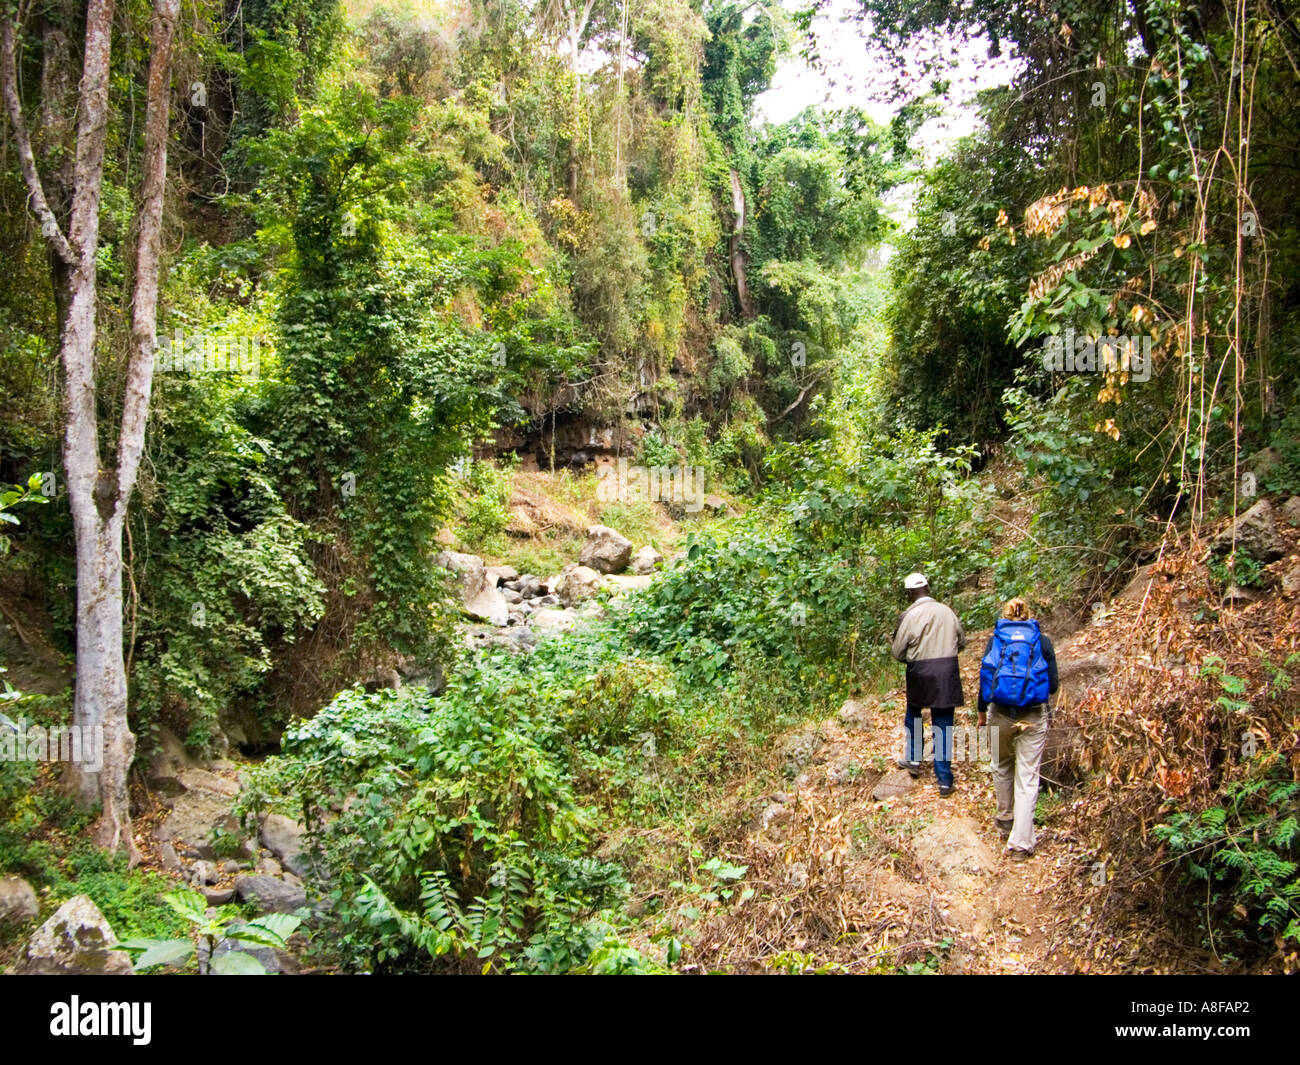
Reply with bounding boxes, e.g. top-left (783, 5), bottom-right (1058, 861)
top-left (903, 572), bottom-right (929, 590)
